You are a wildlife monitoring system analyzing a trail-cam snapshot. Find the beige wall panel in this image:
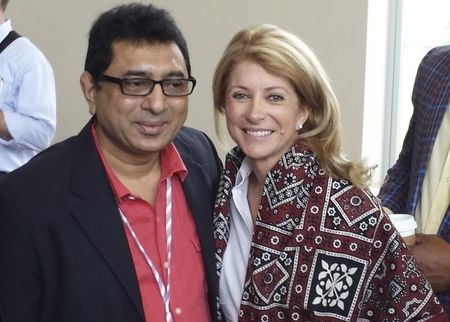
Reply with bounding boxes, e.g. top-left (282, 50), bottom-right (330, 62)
top-left (8, 0), bottom-right (368, 159)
